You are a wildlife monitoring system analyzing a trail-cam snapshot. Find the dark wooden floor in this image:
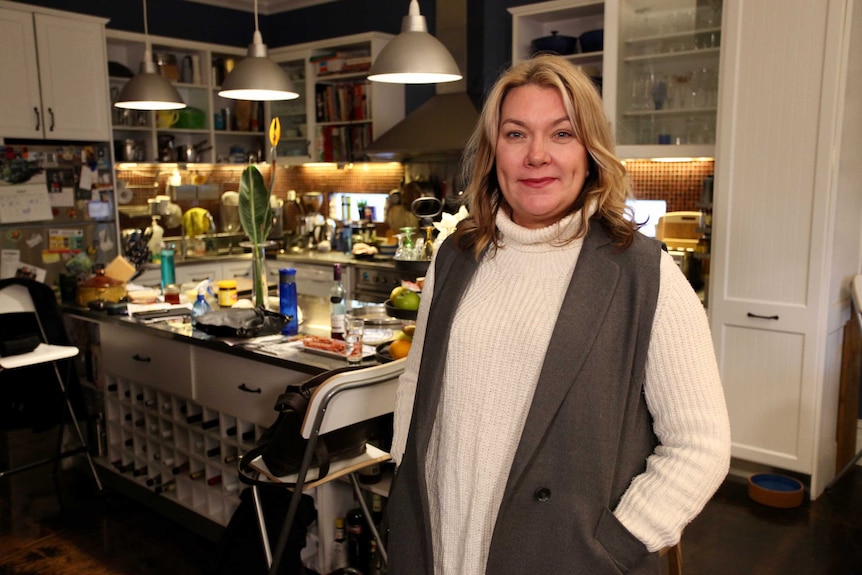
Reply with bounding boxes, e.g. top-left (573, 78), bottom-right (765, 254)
top-left (1, 462), bottom-right (861, 574)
